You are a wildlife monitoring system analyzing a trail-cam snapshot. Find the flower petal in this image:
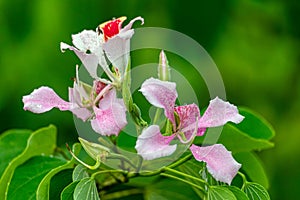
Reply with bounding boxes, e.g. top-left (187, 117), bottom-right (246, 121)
top-left (101, 16), bottom-right (144, 80)
top-left (23, 86), bottom-right (71, 113)
top-left (102, 29), bottom-right (137, 80)
top-left (190, 144), bottom-right (241, 185)
top-left (174, 104), bottom-right (201, 140)
top-left (121, 16), bottom-right (144, 32)
top-left (102, 32), bottom-right (132, 79)
top-left (98, 16), bottom-right (127, 41)
top-left (135, 125), bottom-right (176, 160)
top-left (199, 97), bottom-right (244, 128)
top-left (60, 42), bottom-right (99, 79)
top-left (91, 89), bottom-right (127, 136)
top-left (140, 78), bottom-right (178, 126)
top-left (71, 30), bottom-right (101, 53)
top-left (68, 87), bottom-right (91, 121)
top-left (158, 50), bottom-right (170, 81)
